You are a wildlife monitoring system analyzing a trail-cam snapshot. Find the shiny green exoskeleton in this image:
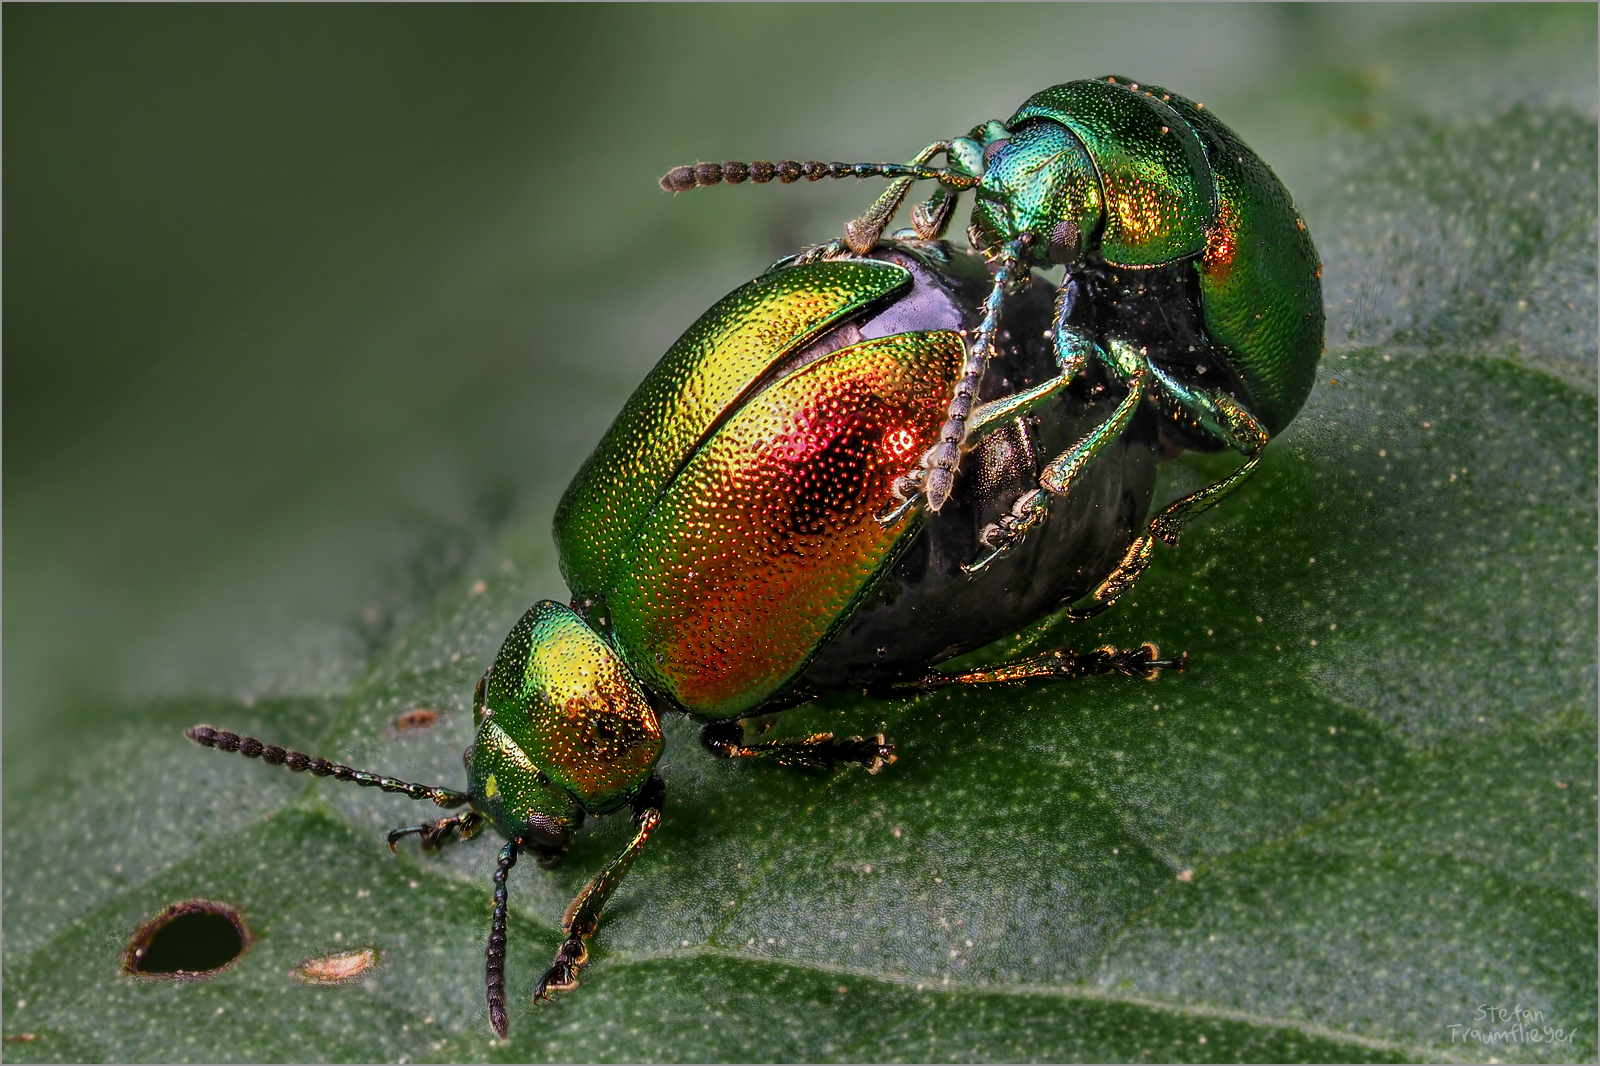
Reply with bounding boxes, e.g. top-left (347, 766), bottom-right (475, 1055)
top-left (187, 241), bottom-right (1186, 1038)
top-left (664, 75), bottom-right (1324, 604)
